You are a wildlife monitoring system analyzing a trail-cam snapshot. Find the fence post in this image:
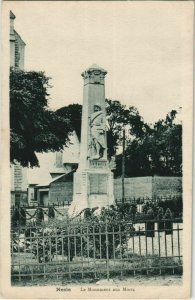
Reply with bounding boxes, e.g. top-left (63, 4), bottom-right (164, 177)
top-left (145, 208), bottom-right (155, 237)
top-left (48, 206), bottom-right (55, 219)
top-left (164, 208), bottom-right (173, 235)
top-left (105, 219), bottom-right (110, 280)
